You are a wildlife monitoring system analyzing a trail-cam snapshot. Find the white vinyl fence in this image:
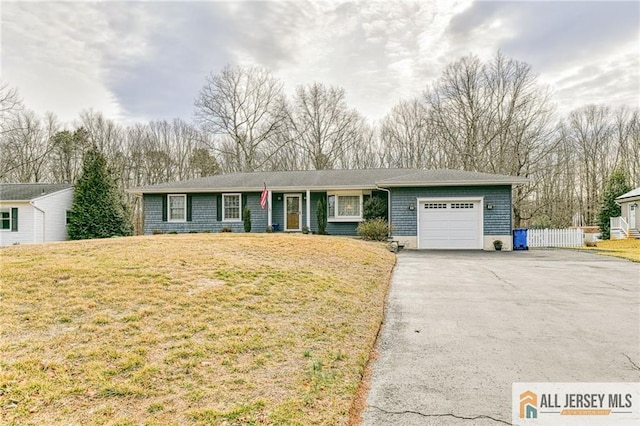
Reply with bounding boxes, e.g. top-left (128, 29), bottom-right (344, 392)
top-left (527, 228), bottom-right (584, 248)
